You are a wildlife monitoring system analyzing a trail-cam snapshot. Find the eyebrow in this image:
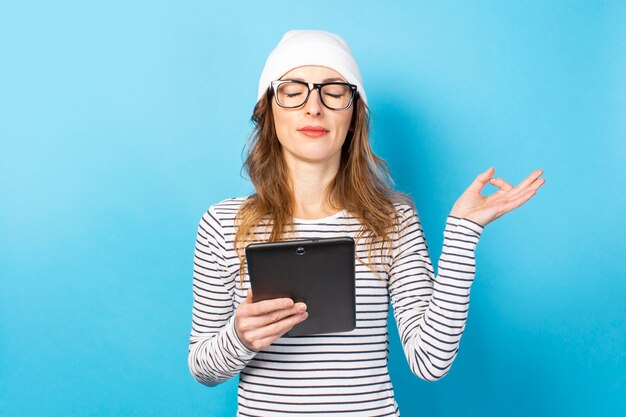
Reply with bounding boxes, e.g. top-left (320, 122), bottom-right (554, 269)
top-left (287, 77), bottom-right (346, 82)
